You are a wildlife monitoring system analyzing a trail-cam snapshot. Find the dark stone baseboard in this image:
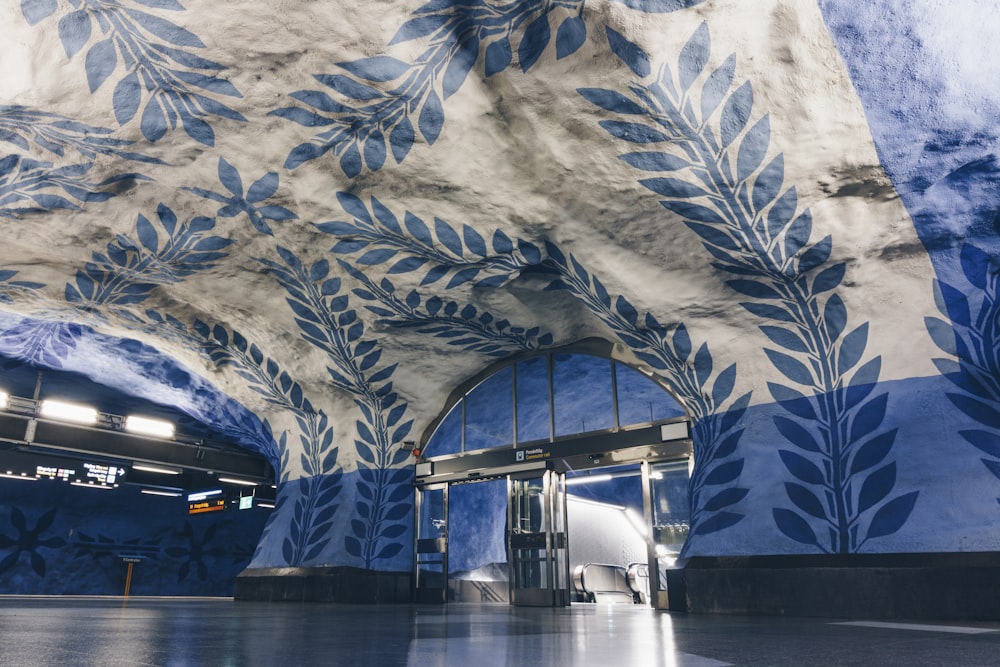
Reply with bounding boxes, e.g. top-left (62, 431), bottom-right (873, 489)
top-left (674, 552), bottom-right (1000, 620)
top-left (234, 566), bottom-right (412, 603)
